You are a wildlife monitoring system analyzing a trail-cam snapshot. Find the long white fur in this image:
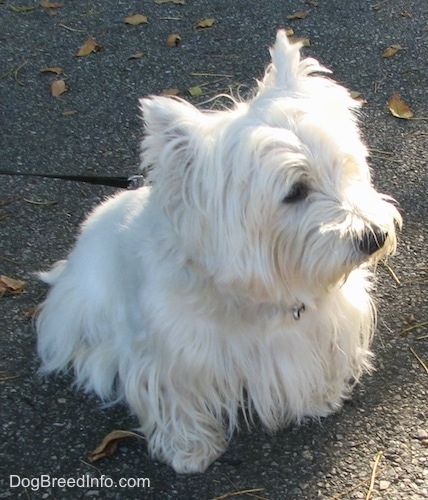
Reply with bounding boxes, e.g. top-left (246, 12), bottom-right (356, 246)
top-left (36, 31), bottom-right (401, 473)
